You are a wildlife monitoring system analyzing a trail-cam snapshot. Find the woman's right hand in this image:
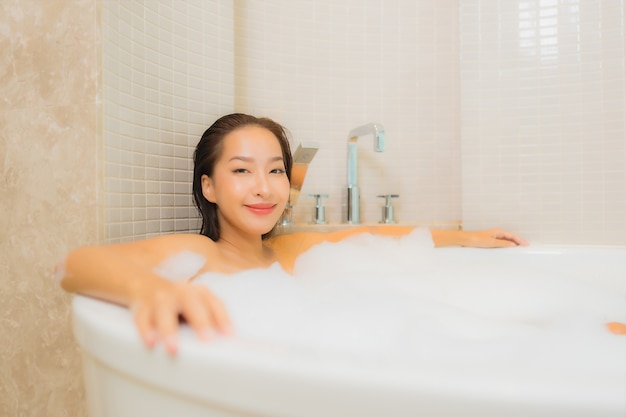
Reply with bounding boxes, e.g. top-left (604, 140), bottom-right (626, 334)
top-left (58, 236), bottom-right (233, 355)
top-left (130, 281), bottom-right (232, 355)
